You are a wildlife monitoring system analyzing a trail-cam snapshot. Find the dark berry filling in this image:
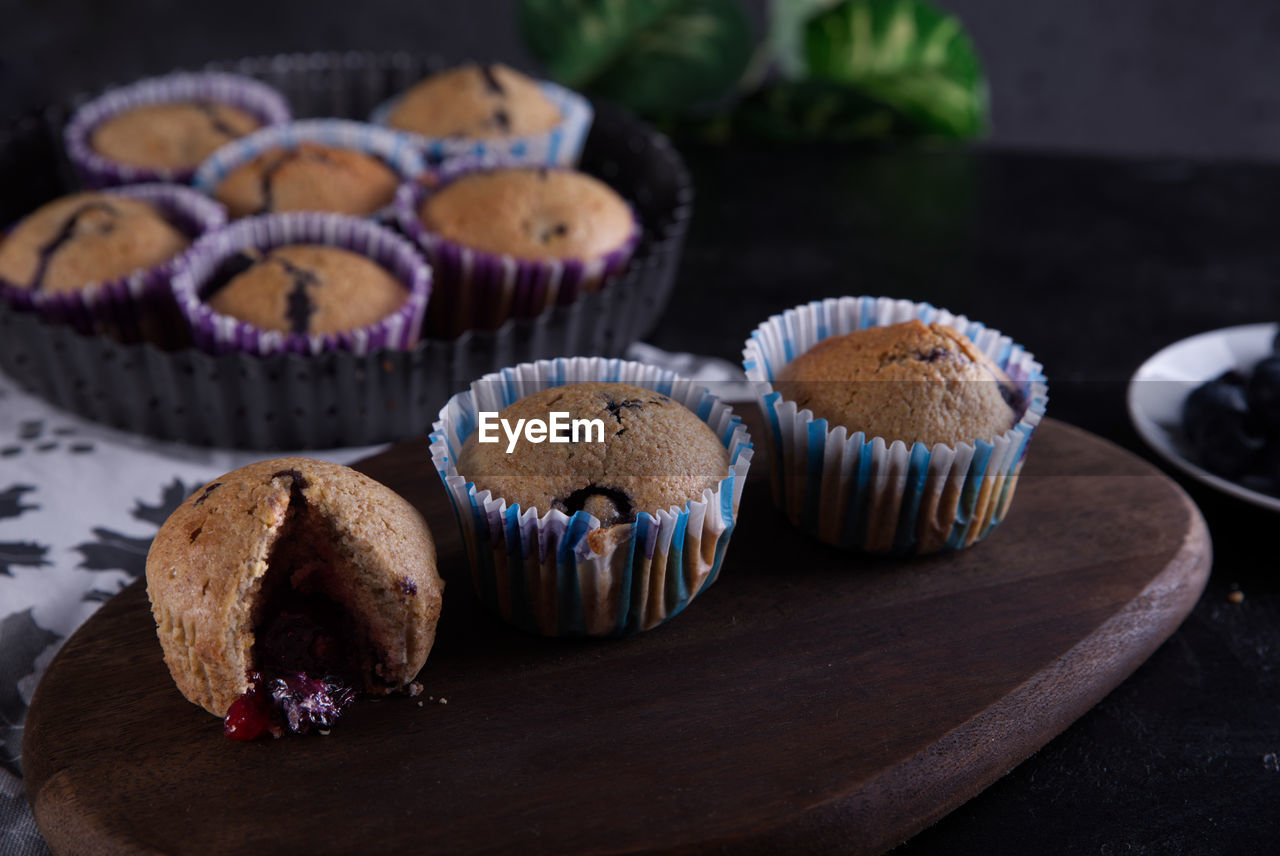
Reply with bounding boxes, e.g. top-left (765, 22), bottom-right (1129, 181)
top-left (557, 485), bottom-right (634, 526)
top-left (222, 470), bottom-right (374, 741)
top-left (479, 64), bottom-right (505, 95)
top-left (223, 594), bottom-right (360, 741)
top-left (29, 201), bottom-right (120, 291)
top-left (192, 100), bottom-right (242, 140)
